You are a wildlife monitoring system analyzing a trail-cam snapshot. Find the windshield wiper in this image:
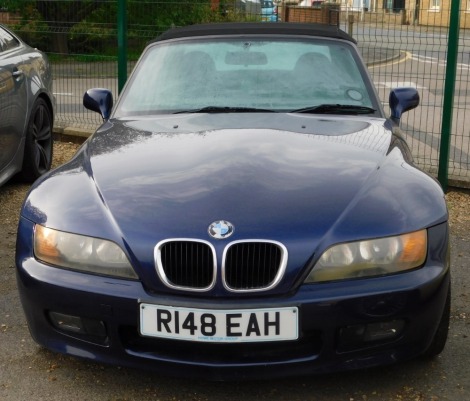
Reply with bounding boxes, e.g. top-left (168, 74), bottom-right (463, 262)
top-left (173, 106), bottom-right (277, 114)
top-left (290, 104), bottom-right (376, 115)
